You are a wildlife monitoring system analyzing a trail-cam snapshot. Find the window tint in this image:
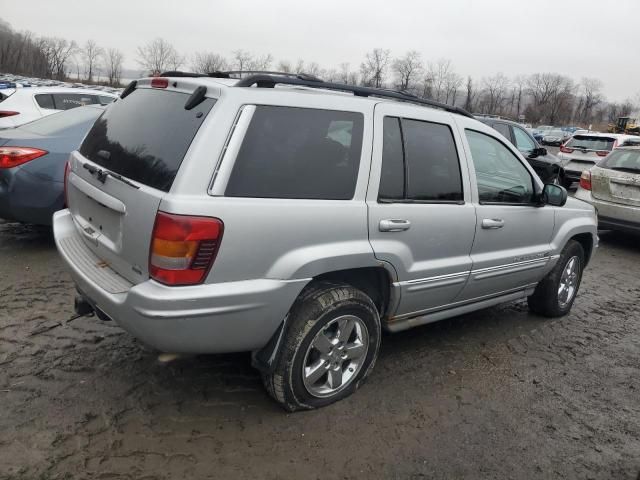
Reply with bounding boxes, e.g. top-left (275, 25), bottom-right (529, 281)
top-left (79, 88), bottom-right (215, 192)
top-left (566, 135), bottom-right (616, 151)
top-left (402, 119), bottom-right (463, 201)
top-left (226, 106), bottom-right (364, 200)
top-left (513, 126), bottom-right (536, 153)
top-left (378, 117), bottom-right (404, 200)
top-left (21, 106), bottom-right (103, 135)
top-left (466, 129), bottom-right (535, 204)
top-left (493, 122), bottom-right (511, 140)
top-left (35, 94), bottom-right (55, 109)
